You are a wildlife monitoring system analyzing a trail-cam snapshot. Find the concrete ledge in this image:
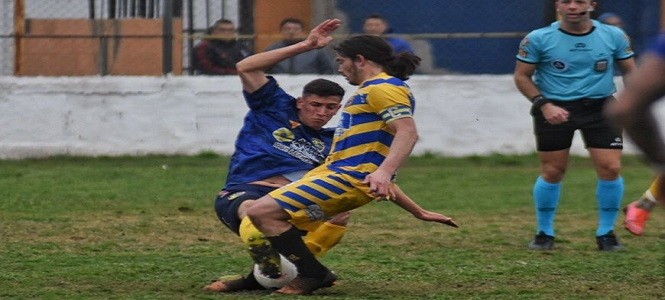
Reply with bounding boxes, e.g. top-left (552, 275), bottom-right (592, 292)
top-left (0, 75), bottom-right (656, 159)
